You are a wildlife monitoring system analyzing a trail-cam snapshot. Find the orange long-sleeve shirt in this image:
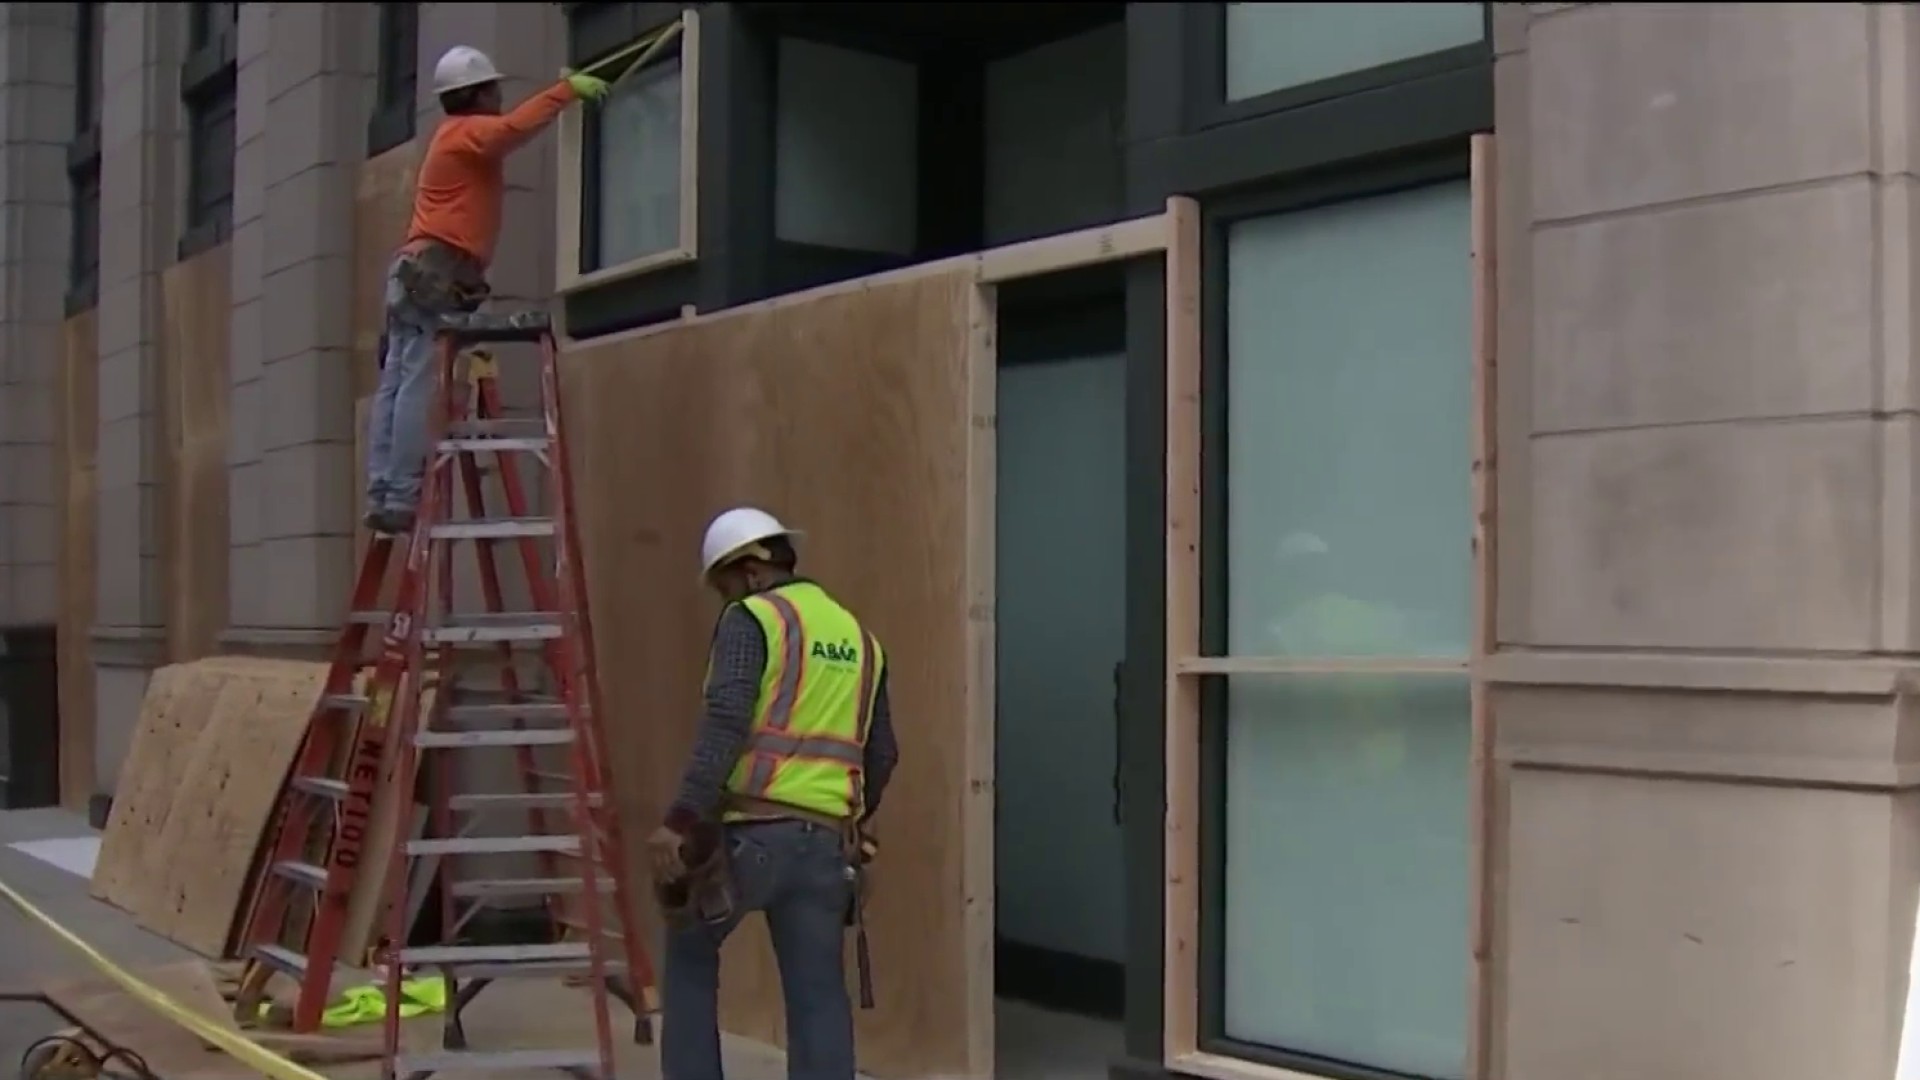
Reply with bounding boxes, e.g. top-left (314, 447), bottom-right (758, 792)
top-left (403, 80), bottom-right (578, 269)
